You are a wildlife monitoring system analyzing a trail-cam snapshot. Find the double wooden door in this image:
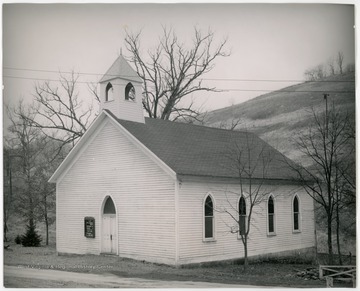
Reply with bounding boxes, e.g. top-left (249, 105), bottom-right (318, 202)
top-left (101, 214), bottom-right (117, 254)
